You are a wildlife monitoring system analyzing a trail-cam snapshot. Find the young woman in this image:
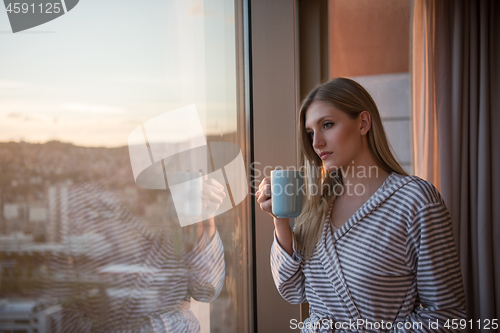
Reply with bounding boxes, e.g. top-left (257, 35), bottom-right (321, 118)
top-left (256, 78), bottom-right (466, 332)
